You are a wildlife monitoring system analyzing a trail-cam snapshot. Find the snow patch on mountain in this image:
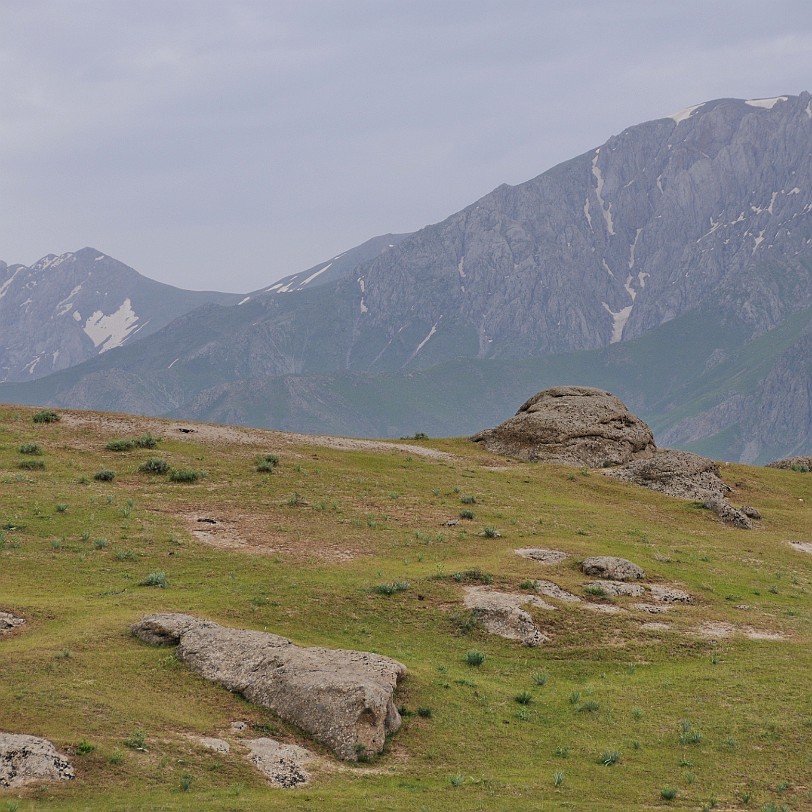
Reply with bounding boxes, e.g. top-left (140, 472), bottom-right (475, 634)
top-left (745, 96), bottom-right (788, 109)
top-left (83, 299), bottom-right (139, 352)
top-left (591, 150), bottom-right (615, 235)
top-left (669, 103), bottom-right (704, 123)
